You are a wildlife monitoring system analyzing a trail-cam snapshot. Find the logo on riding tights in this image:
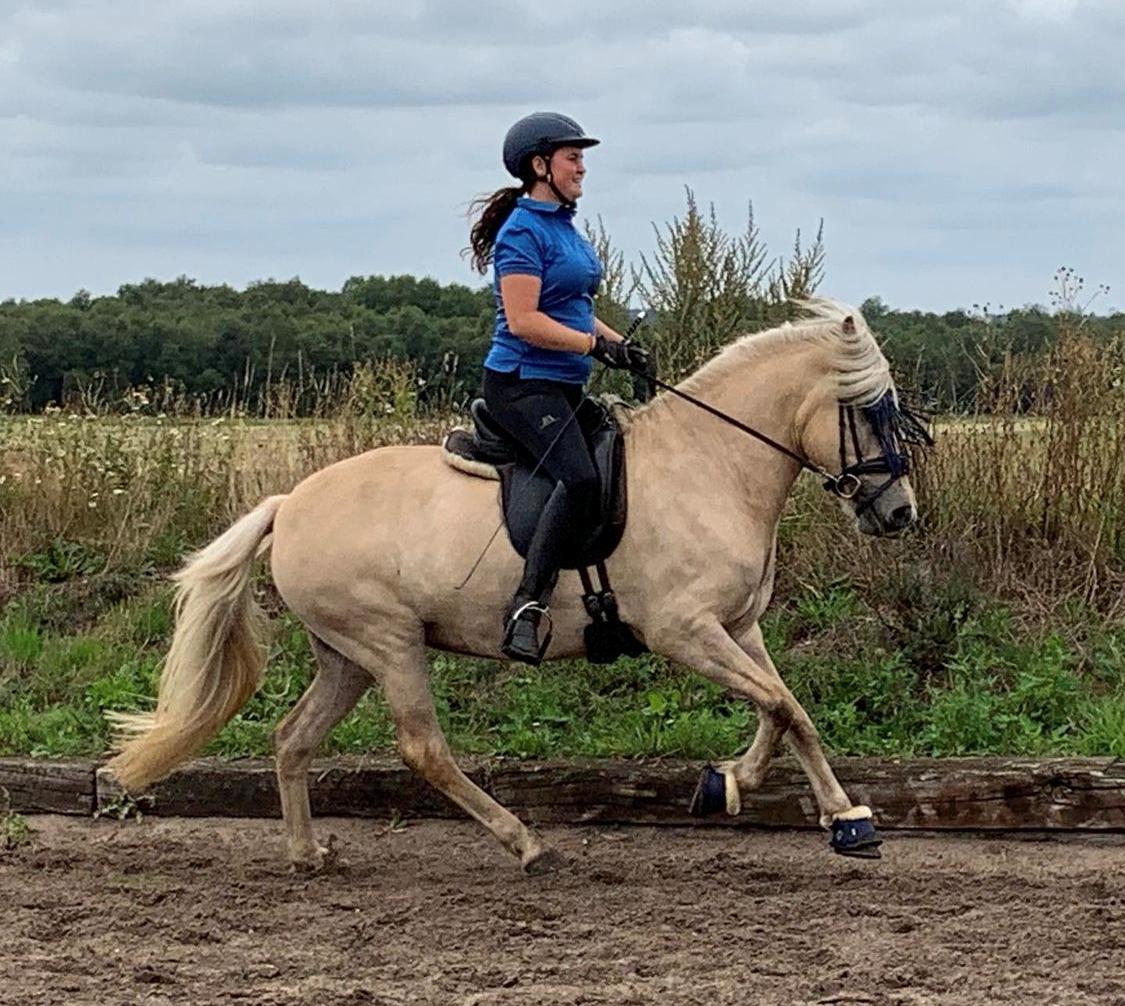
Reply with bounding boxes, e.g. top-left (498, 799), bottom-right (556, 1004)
top-left (539, 414), bottom-right (559, 429)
